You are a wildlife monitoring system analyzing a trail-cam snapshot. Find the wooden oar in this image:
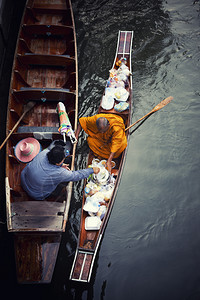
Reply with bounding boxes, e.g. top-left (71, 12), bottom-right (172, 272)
top-left (125, 96), bottom-right (173, 132)
top-left (0, 101), bottom-right (36, 151)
